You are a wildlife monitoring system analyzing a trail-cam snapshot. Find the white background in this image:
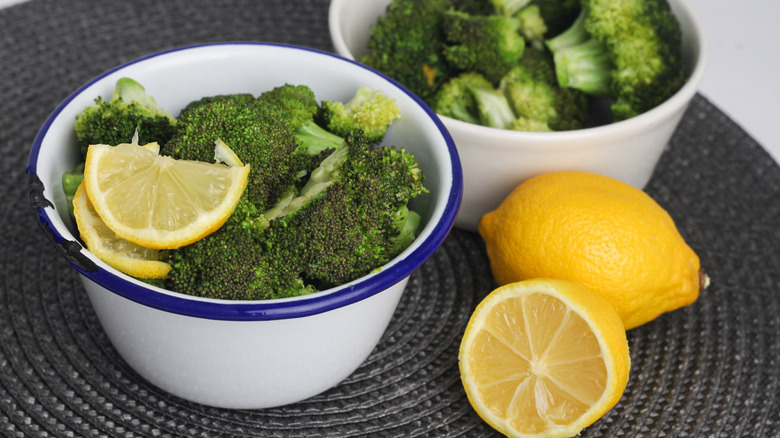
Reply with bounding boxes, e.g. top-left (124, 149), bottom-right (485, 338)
top-left (2, 0), bottom-right (778, 163)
